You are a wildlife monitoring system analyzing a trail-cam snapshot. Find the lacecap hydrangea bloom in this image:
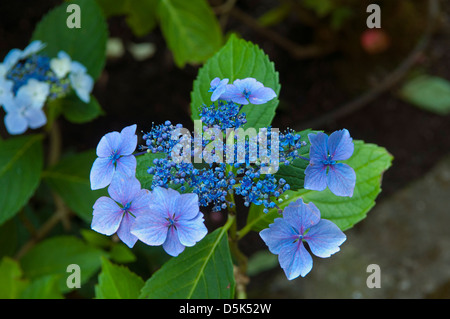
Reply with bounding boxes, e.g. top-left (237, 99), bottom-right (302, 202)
top-left (260, 198), bottom-right (346, 280)
top-left (0, 40), bottom-right (94, 135)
